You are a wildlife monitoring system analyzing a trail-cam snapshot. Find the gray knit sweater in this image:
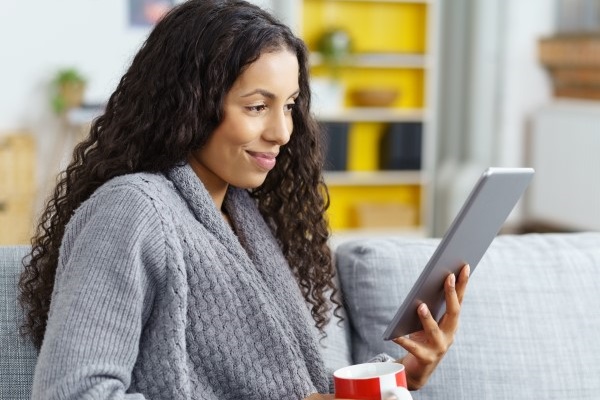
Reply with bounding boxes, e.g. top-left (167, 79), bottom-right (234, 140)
top-left (31, 164), bottom-right (330, 399)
